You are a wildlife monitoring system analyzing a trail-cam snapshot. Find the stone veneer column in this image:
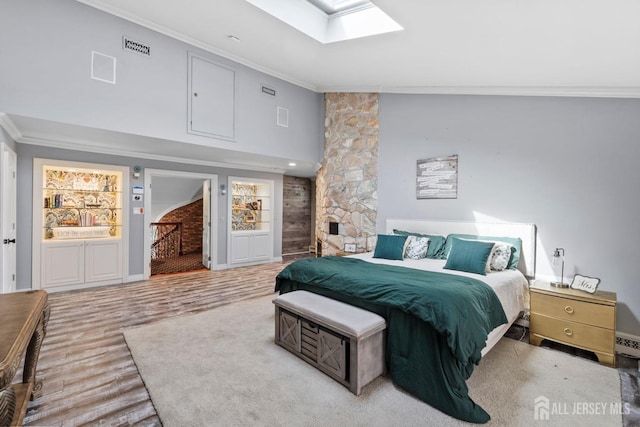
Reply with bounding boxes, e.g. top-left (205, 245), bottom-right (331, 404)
top-left (316, 93), bottom-right (378, 255)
